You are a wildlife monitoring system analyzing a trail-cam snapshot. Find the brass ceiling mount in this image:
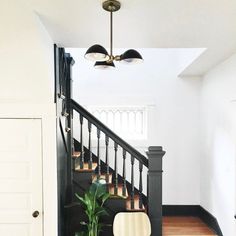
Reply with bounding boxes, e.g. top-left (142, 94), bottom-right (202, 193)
top-left (102, 0), bottom-right (121, 12)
